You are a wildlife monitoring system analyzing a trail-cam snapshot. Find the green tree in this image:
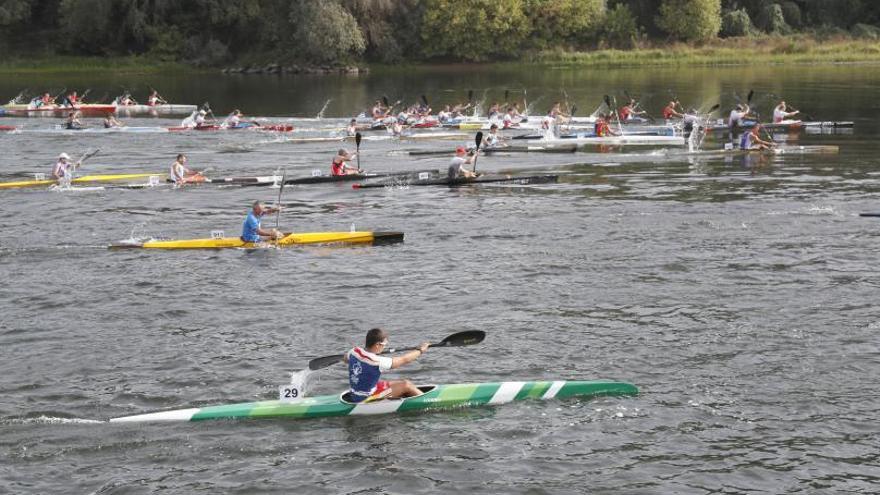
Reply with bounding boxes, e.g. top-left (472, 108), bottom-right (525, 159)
top-left (0, 0), bottom-right (31, 25)
top-left (291, 0), bottom-right (365, 63)
top-left (755, 3), bottom-right (791, 34)
top-left (720, 7), bottom-right (756, 37)
top-left (602, 3), bottom-right (640, 48)
top-left (525, 0), bottom-right (605, 47)
top-left (656, 0), bottom-right (722, 42)
top-left (421, 0), bottom-right (530, 61)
